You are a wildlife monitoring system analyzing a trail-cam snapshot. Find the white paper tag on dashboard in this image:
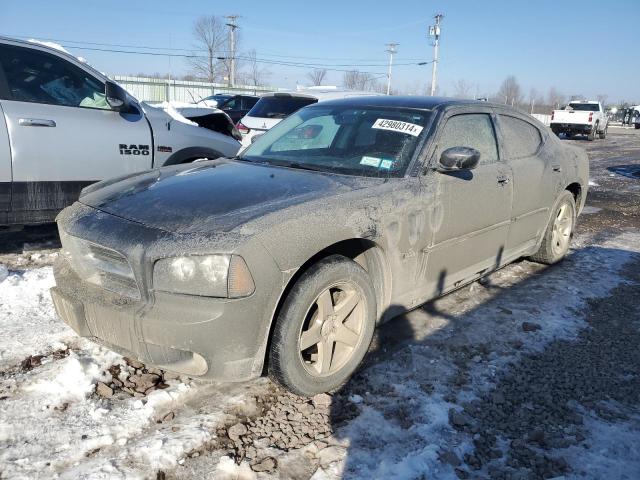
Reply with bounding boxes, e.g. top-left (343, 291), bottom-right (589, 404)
top-left (372, 118), bottom-right (423, 137)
